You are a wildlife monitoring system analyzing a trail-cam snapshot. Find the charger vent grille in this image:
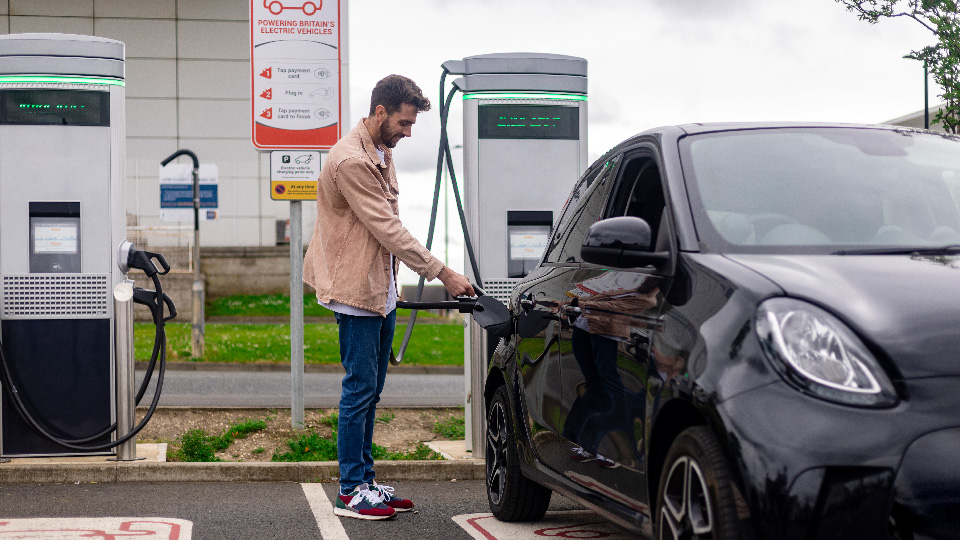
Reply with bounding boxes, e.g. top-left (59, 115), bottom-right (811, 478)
top-left (2, 274), bottom-right (110, 319)
top-left (482, 279), bottom-right (520, 305)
